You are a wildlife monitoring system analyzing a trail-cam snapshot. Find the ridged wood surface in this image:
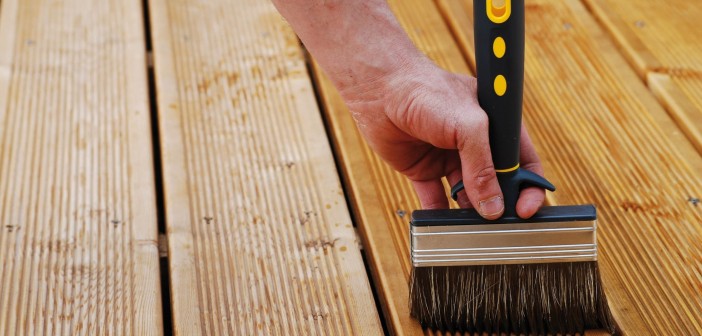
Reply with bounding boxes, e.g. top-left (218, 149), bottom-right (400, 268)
top-left (147, 0), bottom-right (382, 334)
top-left (311, 69), bottom-right (421, 335)
top-left (0, 0), bottom-right (163, 335)
top-left (648, 73), bottom-right (702, 155)
top-left (583, 0), bottom-right (702, 76)
top-left (311, 0), bottom-right (470, 334)
top-left (583, 0), bottom-right (702, 156)
top-left (437, 0), bottom-right (702, 335)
